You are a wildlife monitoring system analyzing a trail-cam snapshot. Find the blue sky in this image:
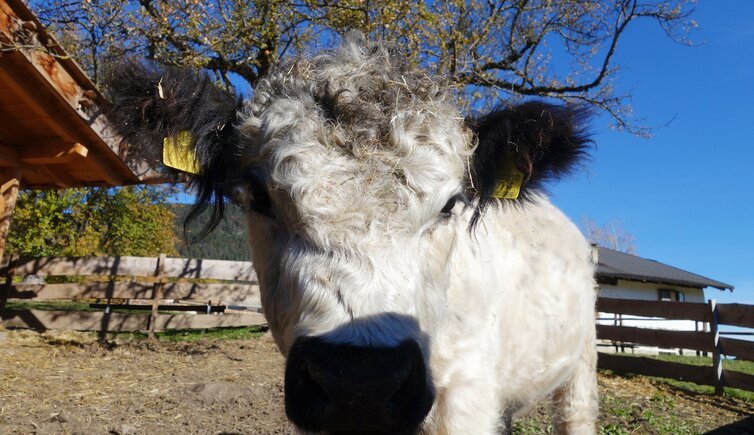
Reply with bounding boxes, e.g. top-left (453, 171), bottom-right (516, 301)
top-left (550, 1), bottom-right (754, 305)
top-left (172, 2), bottom-right (752, 305)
